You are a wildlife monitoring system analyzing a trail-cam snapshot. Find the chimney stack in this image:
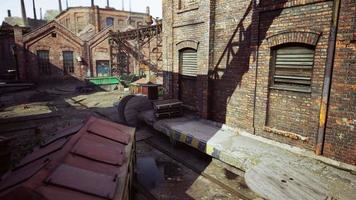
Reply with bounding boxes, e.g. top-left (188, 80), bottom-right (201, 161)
top-left (106, 0), bottom-right (110, 8)
top-left (91, 0), bottom-right (94, 7)
top-left (7, 10), bottom-right (11, 17)
top-left (20, 0), bottom-right (28, 26)
top-left (58, 0), bottom-right (62, 12)
top-left (32, 0), bottom-right (37, 20)
top-left (40, 8), bottom-right (42, 19)
top-left (146, 6), bottom-right (150, 15)
top-left (66, 0), bottom-right (69, 9)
